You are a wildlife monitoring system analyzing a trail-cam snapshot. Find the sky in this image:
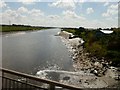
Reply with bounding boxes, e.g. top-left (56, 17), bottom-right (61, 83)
top-left (0, 0), bottom-right (119, 28)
